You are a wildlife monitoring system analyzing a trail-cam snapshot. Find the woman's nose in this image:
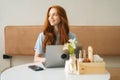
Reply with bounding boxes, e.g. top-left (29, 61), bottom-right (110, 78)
top-left (49, 15), bottom-right (53, 19)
